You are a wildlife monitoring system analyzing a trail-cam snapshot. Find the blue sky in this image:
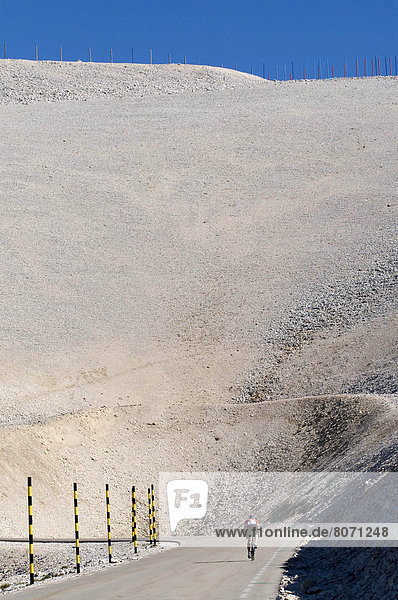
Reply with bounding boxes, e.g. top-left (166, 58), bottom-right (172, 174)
top-left (1, 1), bottom-right (397, 78)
